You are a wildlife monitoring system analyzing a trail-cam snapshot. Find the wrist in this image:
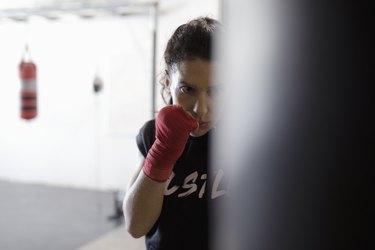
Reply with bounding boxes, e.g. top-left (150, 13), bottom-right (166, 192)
top-left (142, 160), bottom-right (172, 182)
top-left (142, 138), bottom-right (184, 182)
